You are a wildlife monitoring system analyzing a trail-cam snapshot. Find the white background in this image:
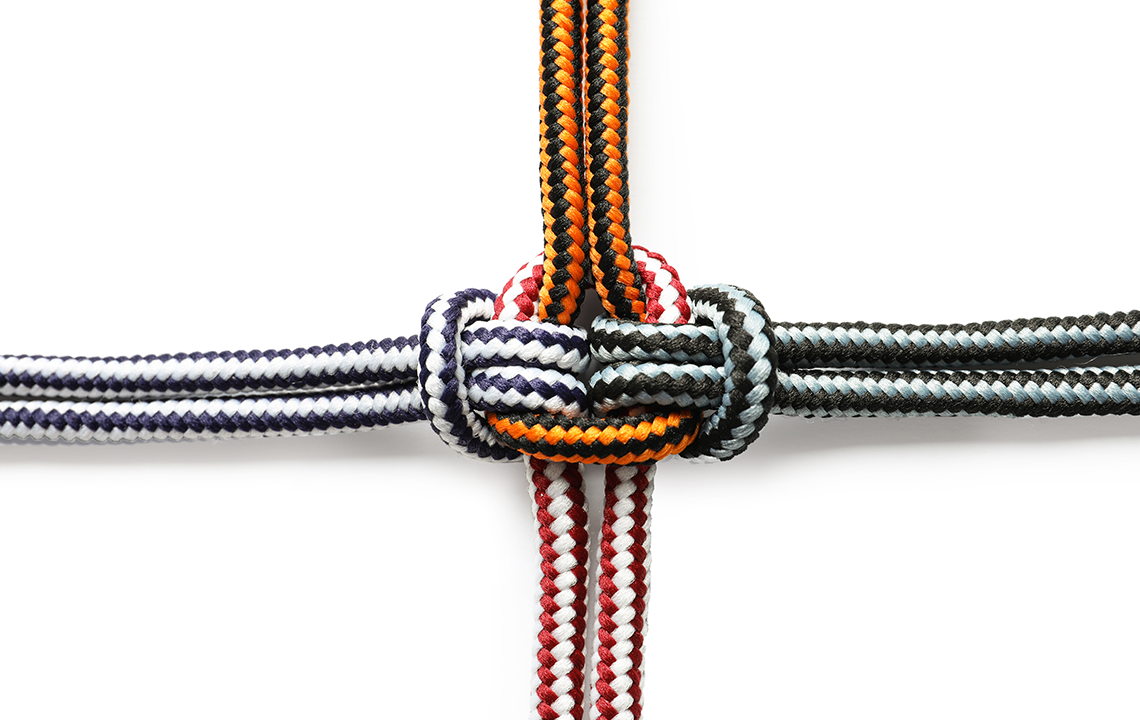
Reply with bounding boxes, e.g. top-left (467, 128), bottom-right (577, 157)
top-left (2, 2), bottom-right (1139, 718)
